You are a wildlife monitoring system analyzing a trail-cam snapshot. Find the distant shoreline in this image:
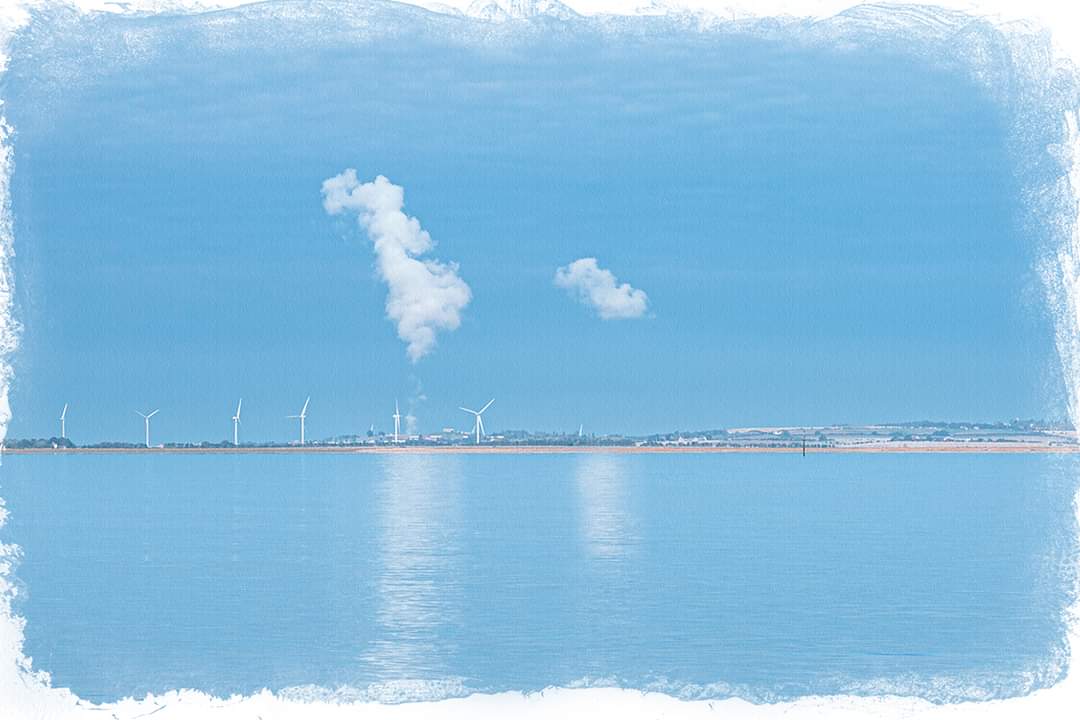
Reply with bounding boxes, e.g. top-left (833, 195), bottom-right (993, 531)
top-left (4, 443), bottom-right (1078, 455)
